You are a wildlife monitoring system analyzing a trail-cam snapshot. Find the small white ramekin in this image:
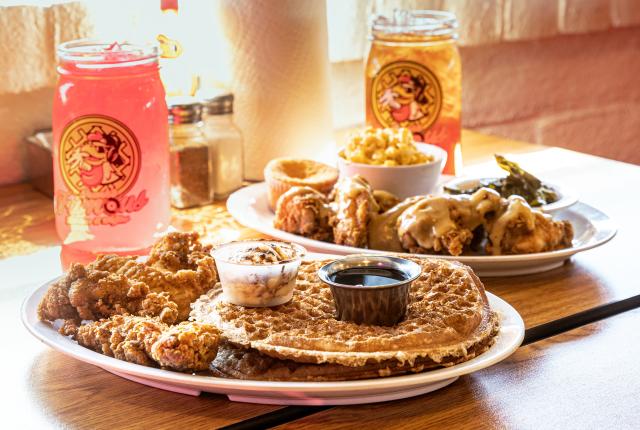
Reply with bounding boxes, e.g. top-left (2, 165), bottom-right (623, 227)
top-left (212, 240), bottom-right (306, 307)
